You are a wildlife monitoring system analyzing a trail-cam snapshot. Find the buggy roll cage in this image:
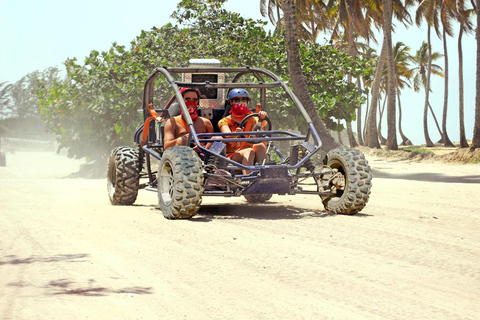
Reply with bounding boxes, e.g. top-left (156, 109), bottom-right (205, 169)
top-left (141, 66), bottom-right (323, 172)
